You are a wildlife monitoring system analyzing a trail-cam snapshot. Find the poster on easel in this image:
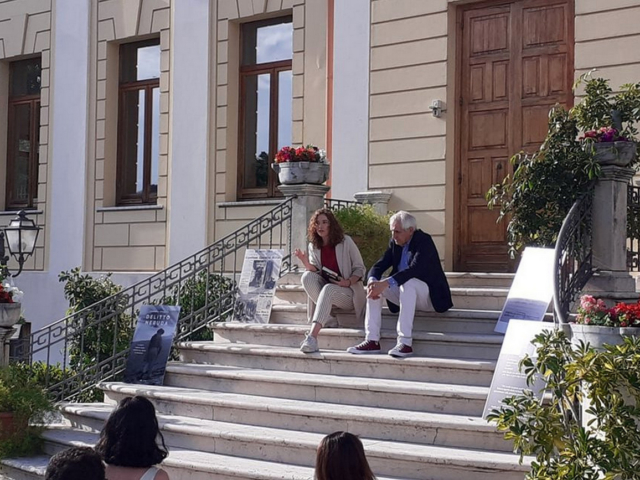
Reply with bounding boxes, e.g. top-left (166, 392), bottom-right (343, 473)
top-left (494, 247), bottom-right (555, 334)
top-left (233, 249), bottom-right (283, 323)
top-left (124, 305), bottom-right (181, 385)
